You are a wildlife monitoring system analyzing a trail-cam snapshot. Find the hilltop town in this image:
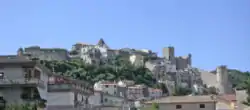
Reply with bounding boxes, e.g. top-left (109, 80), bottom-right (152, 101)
top-left (0, 38), bottom-right (249, 110)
